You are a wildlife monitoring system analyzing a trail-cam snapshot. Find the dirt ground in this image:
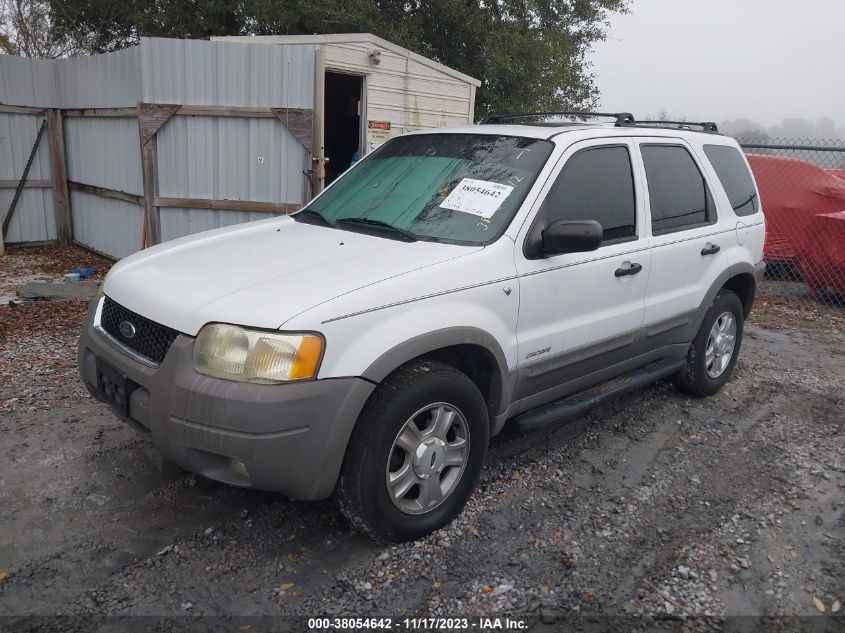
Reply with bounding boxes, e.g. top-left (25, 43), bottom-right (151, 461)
top-left (0, 244), bottom-right (843, 629)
